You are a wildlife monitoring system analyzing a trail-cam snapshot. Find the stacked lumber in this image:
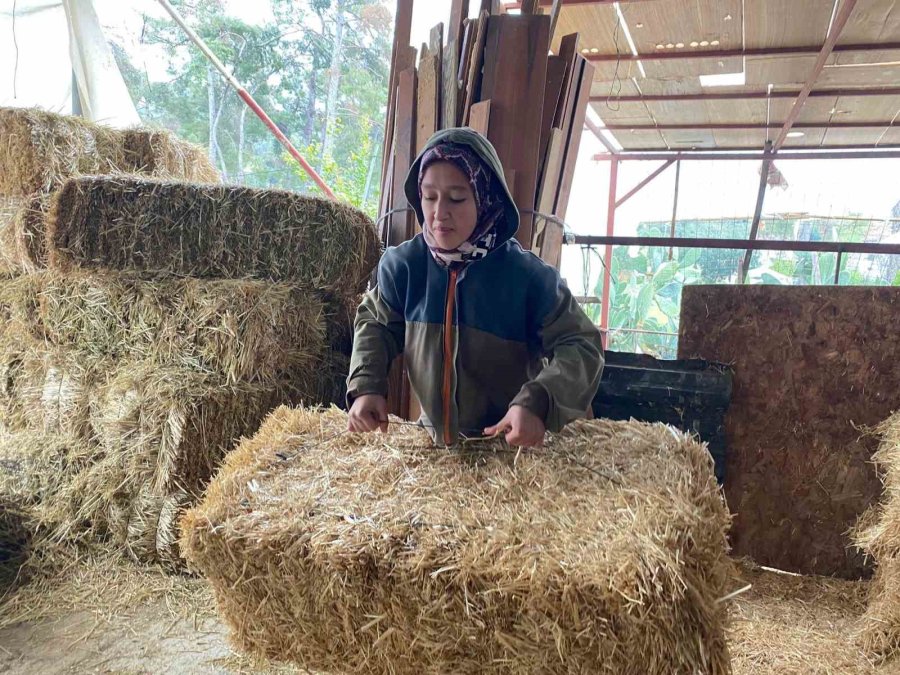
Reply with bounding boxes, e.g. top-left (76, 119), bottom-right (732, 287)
top-left (0, 108), bottom-right (378, 571)
top-left (181, 407), bottom-right (732, 674)
top-left (379, 1), bottom-right (594, 418)
top-left (379, 0), bottom-right (593, 264)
